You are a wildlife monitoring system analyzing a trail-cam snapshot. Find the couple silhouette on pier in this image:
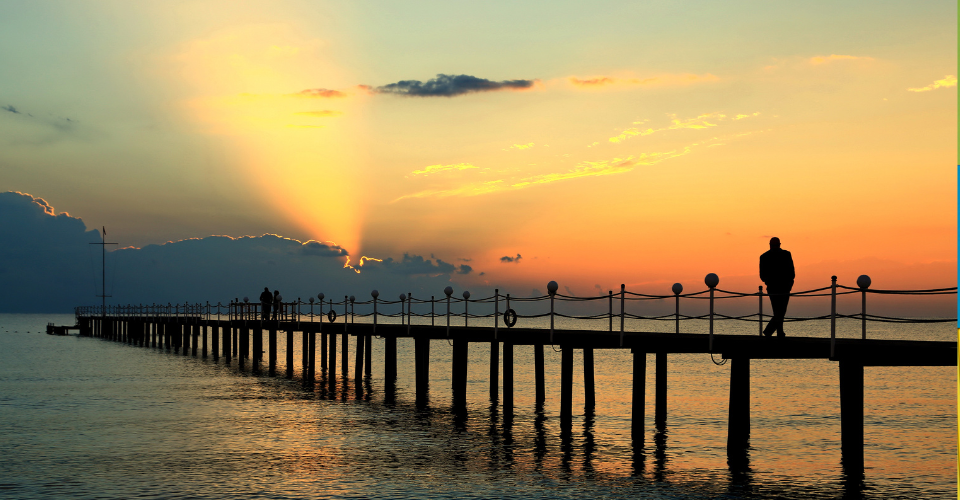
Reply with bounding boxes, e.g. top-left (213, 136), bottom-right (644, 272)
top-left (259, 287), bottom-right (282, 321)
top-left (760, 237), bottom-right (795, 337)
